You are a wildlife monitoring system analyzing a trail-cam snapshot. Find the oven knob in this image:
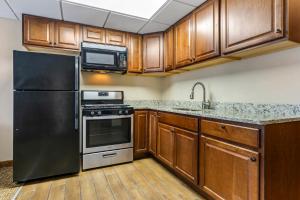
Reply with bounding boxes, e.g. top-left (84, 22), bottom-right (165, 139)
top-left (125, 110), bottom-right (129, 114)
top-left (90, 111), bottom-right (95, 116)
top-left (97, 111), bottom-right (102, 115)
top-left (119, 110), bottom-right (123, 115)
